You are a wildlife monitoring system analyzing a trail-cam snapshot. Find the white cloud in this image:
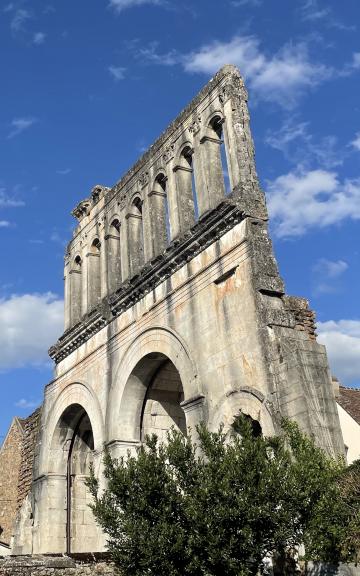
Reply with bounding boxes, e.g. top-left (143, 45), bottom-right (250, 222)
top-left (317, 320), bottom-right (360, 385)
top-left (352, 53), bottom-right (360, 69)
top-left (266, 168), bottom-right (360, 237)
top-left (108, 65), bottom-right (126, 81)
top-left (142, 36), bottom-right (331, 108)
top-left (7, 117), bottom-right (37, 139)
top-left (10, 8), bottom-right (30, 33)
top-left (109, 0), bottom-right (164, 12)
top-left (313, 259), bottom-right (348, 278)
top-left (300, 0), bottom-right (329, 21)
top-left (231, 0), bottom-right (262, 6)
top-left (33, 32), bottom-right (46, 45)
top-left (312, 259), bottom-right (348, 294)
top-left (0, 220), bottom-right (11, 228)
top-left (265, 118), bottom-right (342, 168)
top-left (0, 292), bottom-right (63, 370)
top-left (15, 398), bottom-right (40, 410)
top-left (351, 132), bottom-right (360, 151)
top-left (56, 168), bottom-right (71, 175)
top-left (0, 188), bottom-right (25, 208)
top-left (50, 230), bottom-right (66, 246)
